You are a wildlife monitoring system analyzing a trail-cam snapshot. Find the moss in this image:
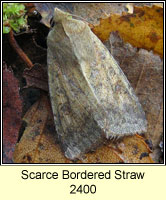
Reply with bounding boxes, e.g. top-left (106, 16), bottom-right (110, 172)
top-left (3, 3), bottom-right (27, 34)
